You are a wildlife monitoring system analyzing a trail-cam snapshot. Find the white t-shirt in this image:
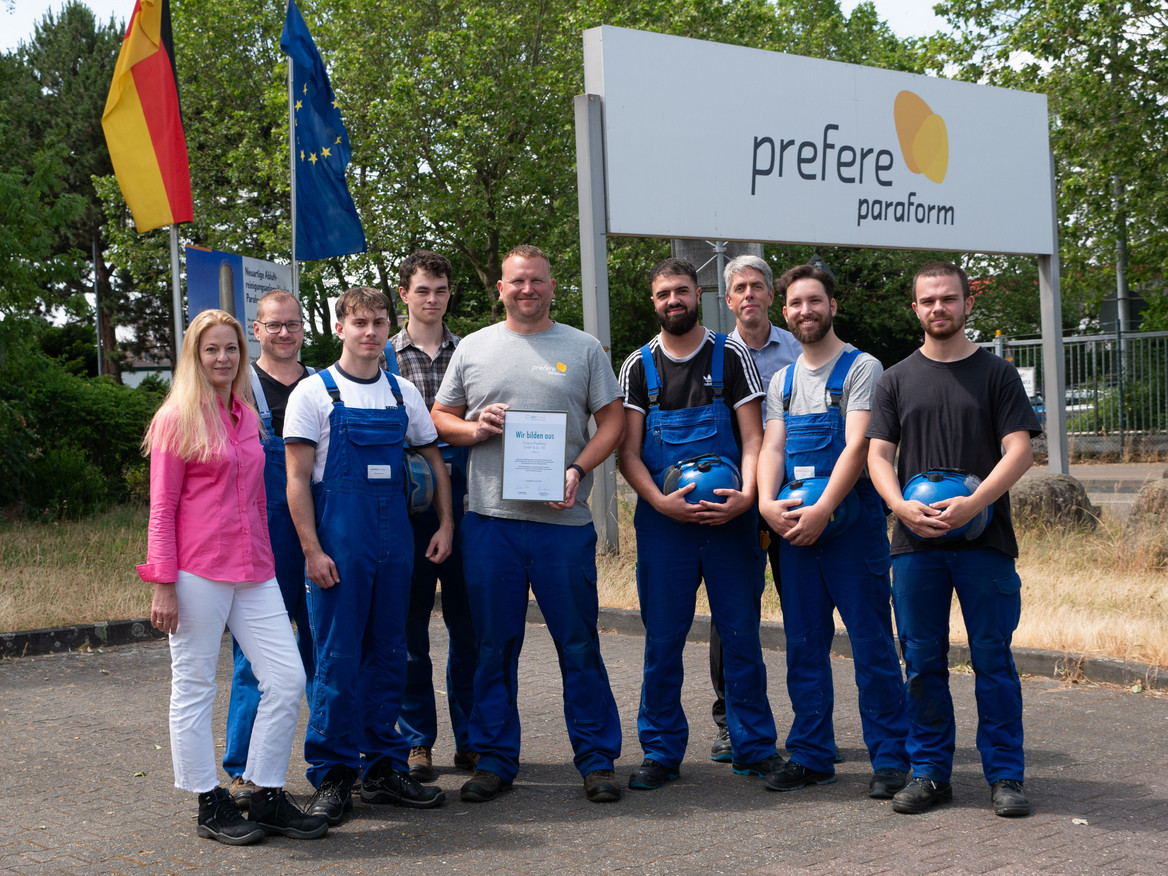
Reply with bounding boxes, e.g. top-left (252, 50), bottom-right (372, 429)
top-left (284, 364), bottom-right (437, 483)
